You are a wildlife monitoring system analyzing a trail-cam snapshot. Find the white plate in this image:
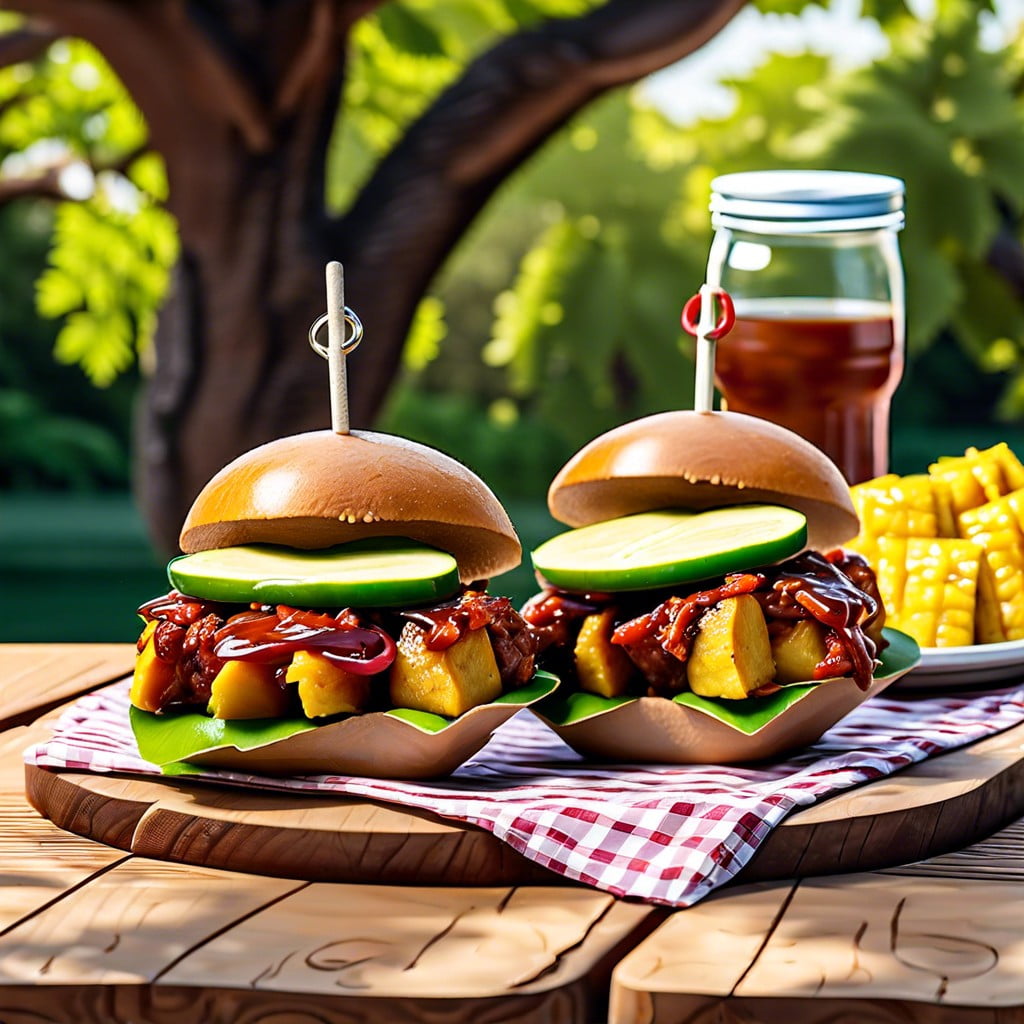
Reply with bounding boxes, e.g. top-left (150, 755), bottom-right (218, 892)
top-left (899, 637), bottom-right (1024, 690)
